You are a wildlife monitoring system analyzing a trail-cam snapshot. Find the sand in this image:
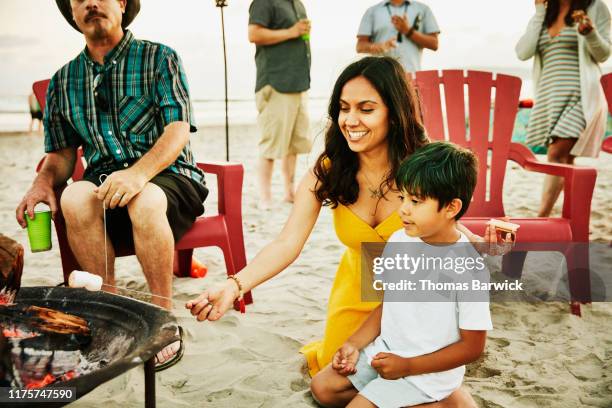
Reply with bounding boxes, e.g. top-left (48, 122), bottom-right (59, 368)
top-left (0, 123), bottom-right (610, 408)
